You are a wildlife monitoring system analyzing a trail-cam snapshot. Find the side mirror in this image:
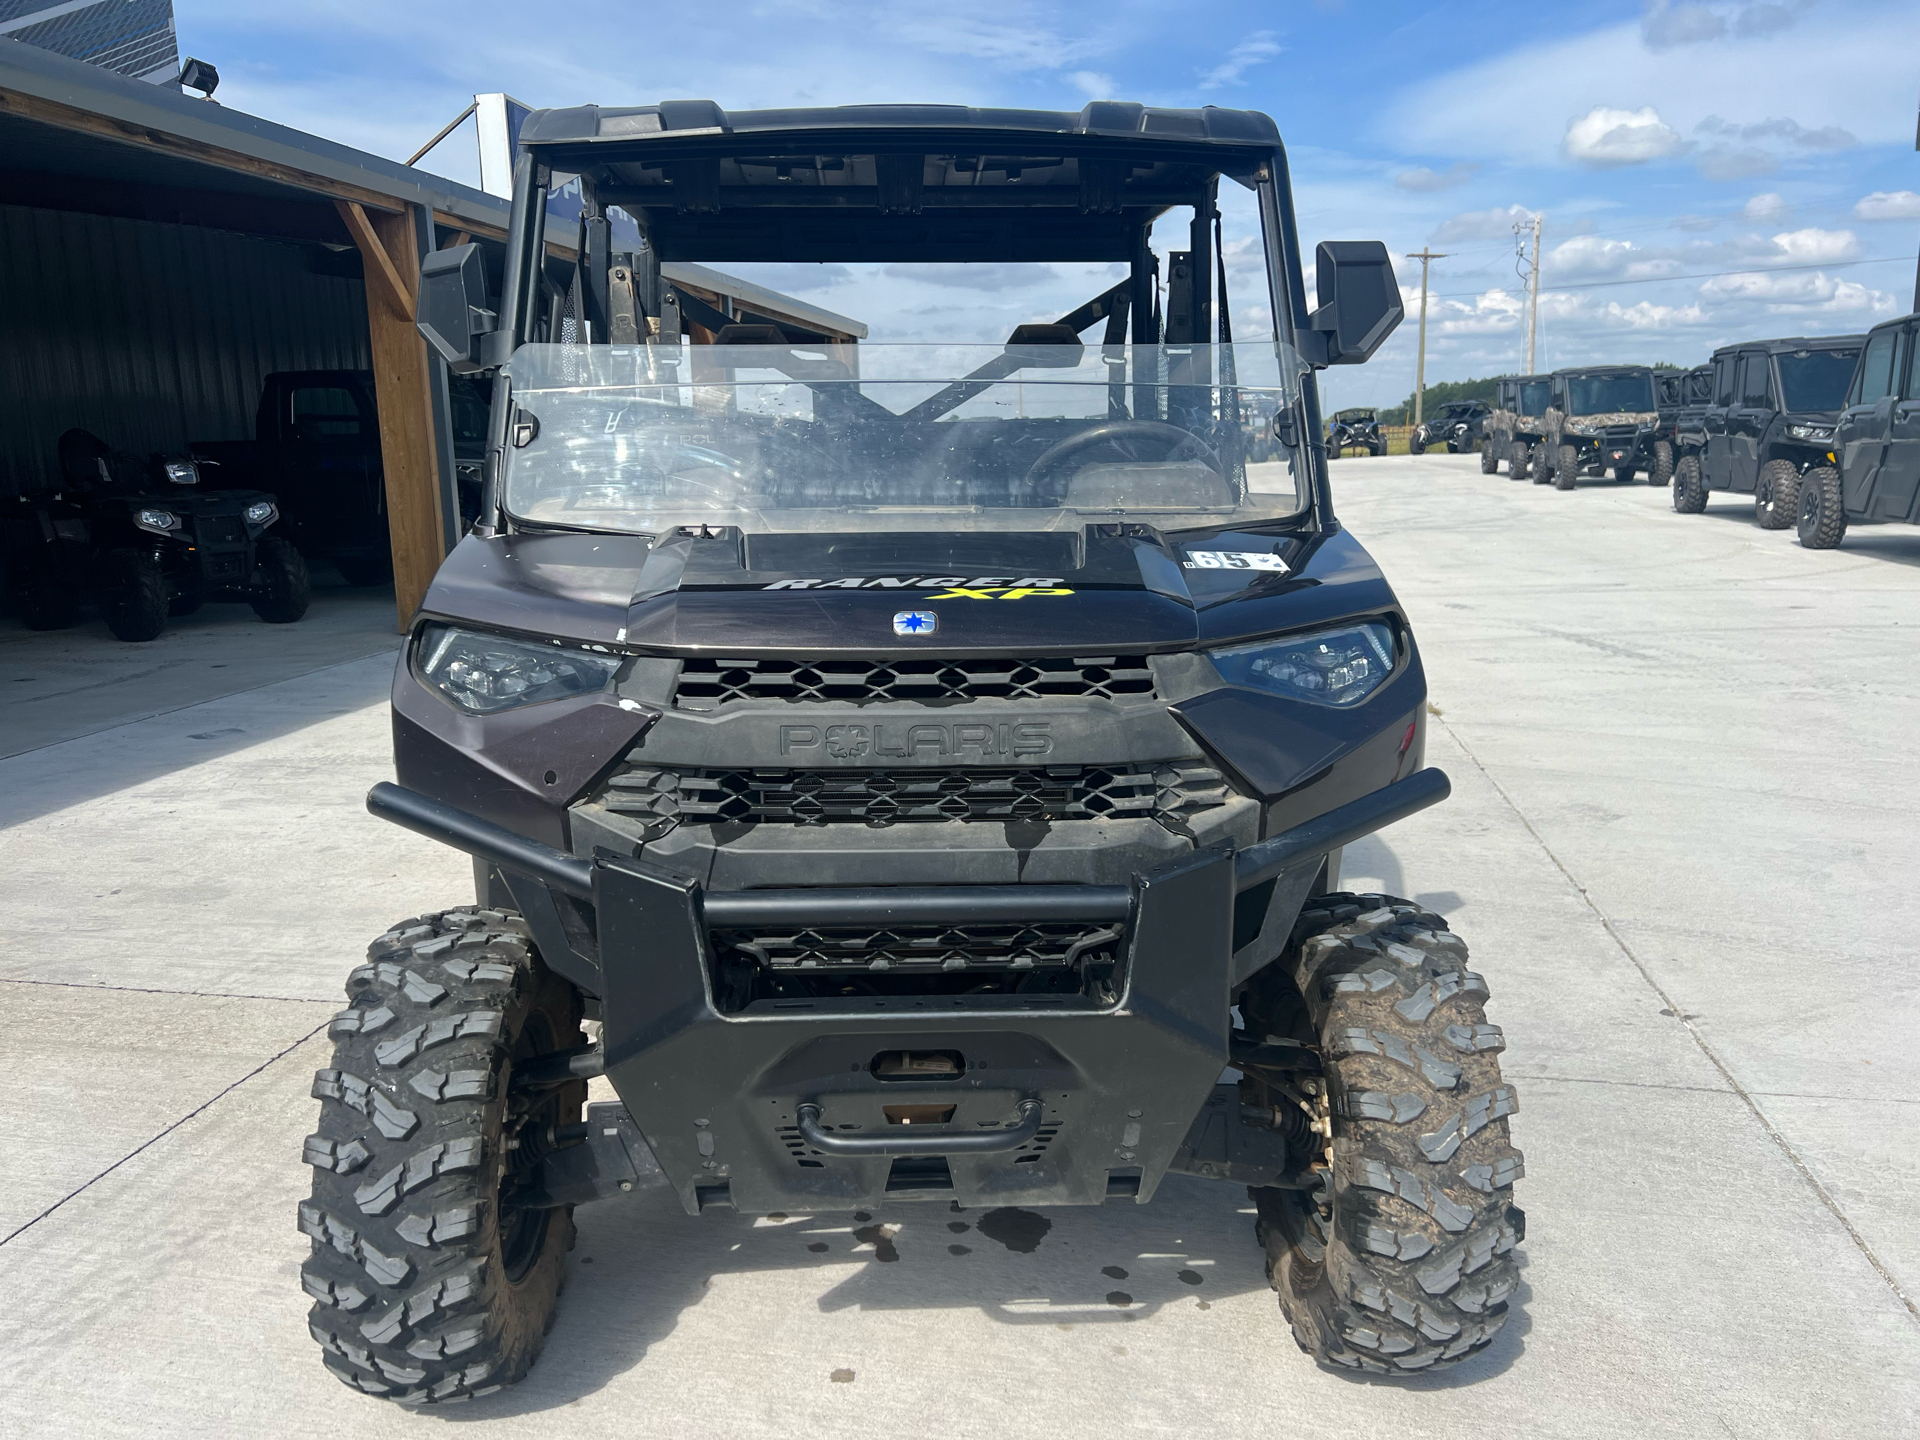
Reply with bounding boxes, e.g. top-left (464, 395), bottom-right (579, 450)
top-left (1302, 241), bottom-right (1403, 368)
top-left (417, 244), bottom-right (497, 374)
